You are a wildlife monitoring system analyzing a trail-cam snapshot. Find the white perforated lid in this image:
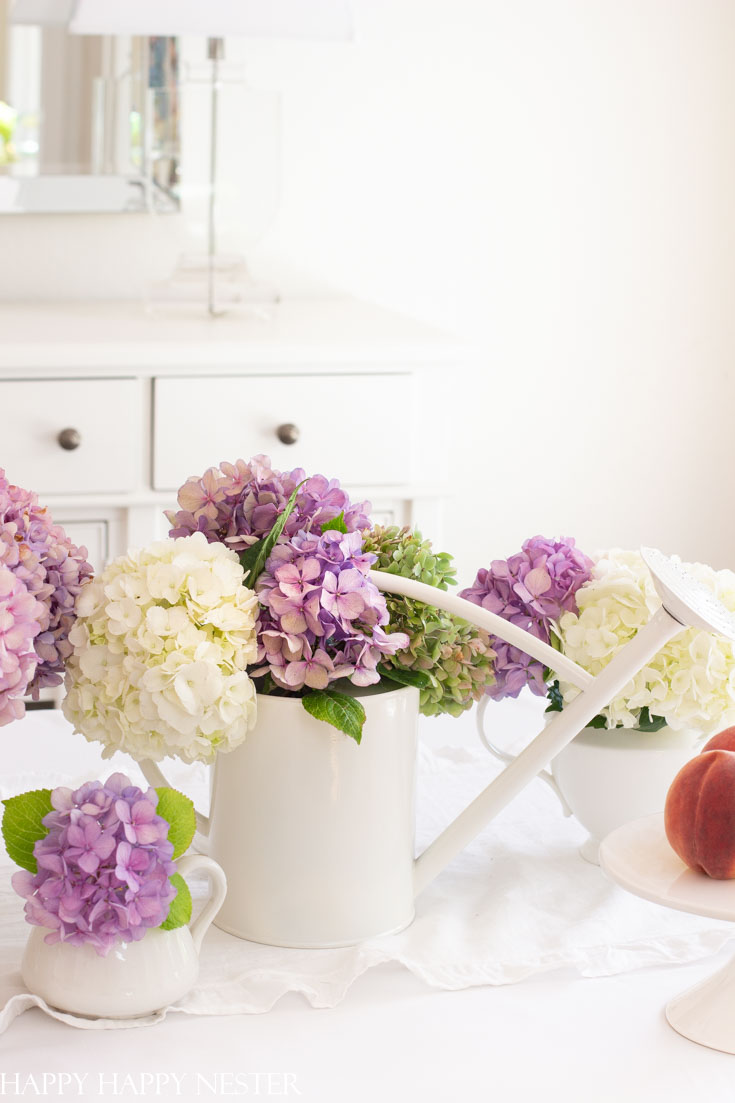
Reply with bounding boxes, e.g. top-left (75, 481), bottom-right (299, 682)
top-left (641, 547), bottom-right (735, 642)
